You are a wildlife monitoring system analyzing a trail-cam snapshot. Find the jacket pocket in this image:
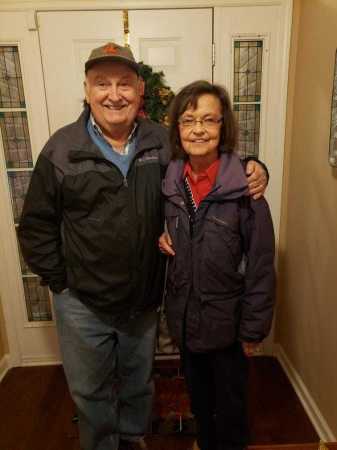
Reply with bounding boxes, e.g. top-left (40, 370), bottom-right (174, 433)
top-left (204, 215), bottom-right (242, 267)
top-left (199, 296), bottom-right (241, 351)
top-left (199, 216), bottom-right (244, 296)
